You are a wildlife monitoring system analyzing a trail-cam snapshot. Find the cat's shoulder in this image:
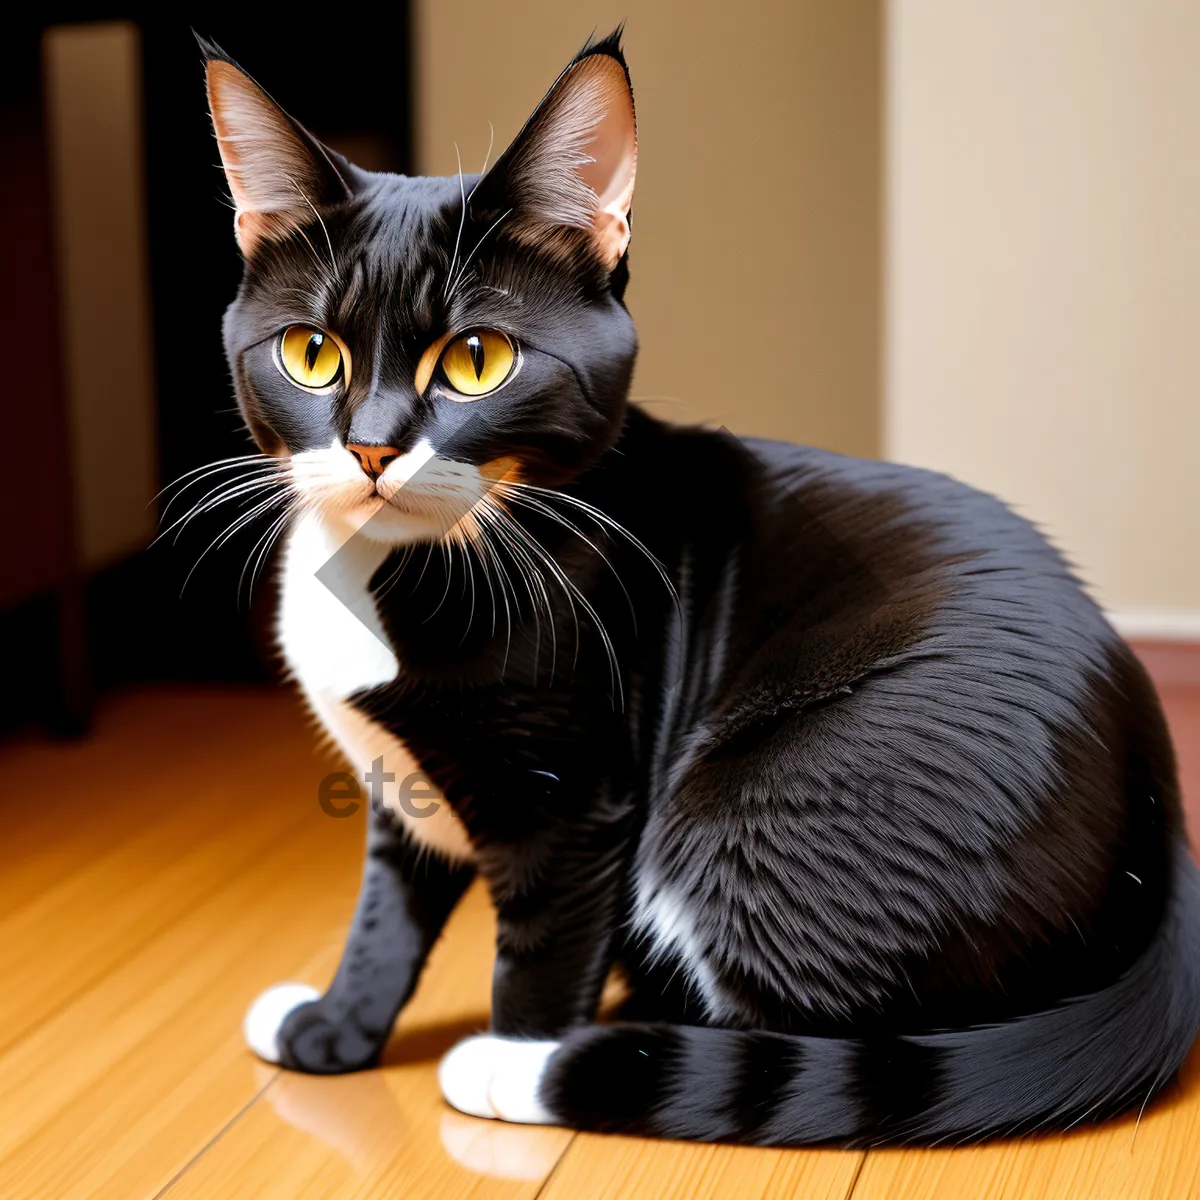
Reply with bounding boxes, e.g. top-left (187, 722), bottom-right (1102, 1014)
top-left (739, 435), bottom-right (1049, 549)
